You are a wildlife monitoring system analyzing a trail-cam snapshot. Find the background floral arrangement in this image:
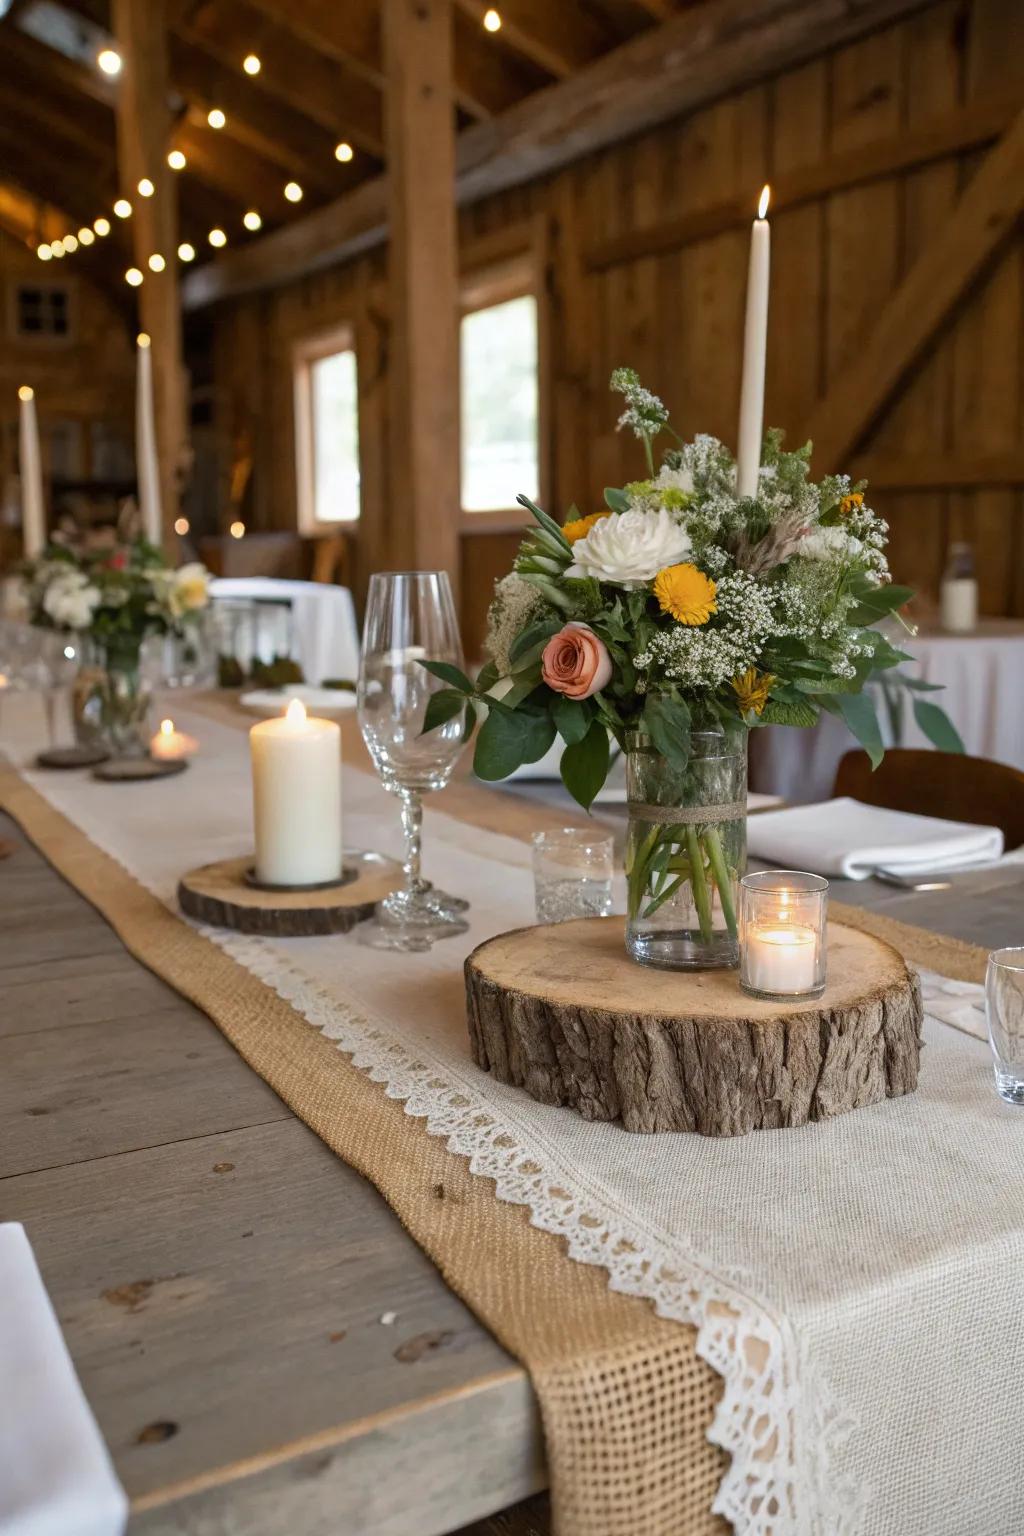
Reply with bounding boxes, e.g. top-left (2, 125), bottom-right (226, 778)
top-left (425, 368), bottom-right (961, 812)
top-left (24, 538), bottom-right (210, 650)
